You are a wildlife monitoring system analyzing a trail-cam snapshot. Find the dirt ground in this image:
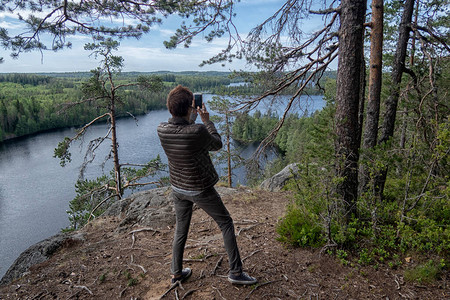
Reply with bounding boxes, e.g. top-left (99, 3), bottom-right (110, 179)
top-left (0, 188), bottom-right (448, 299)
